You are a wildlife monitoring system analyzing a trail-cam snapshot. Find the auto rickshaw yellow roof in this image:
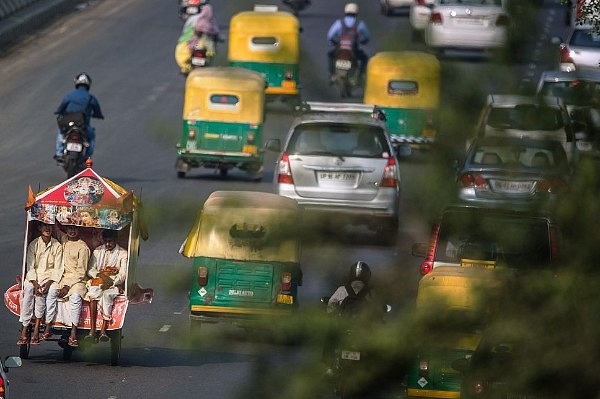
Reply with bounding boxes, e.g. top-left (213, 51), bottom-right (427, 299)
top-left (229, 9), bottom-right (299, 32)
top-left (186, 67), bottom-right (266, 91)
top-left (180, 190), bottom-right (301, 261)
